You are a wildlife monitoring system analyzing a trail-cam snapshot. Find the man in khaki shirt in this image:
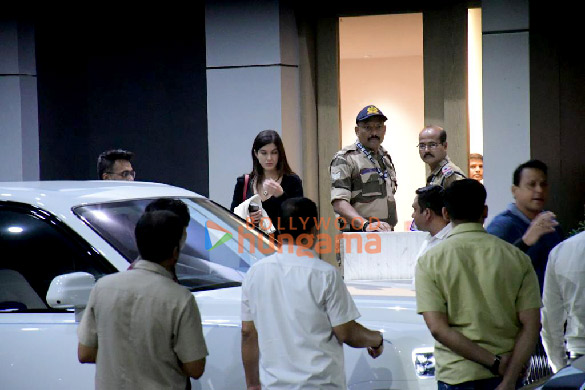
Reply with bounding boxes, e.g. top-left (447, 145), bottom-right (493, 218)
top-left (416, 179), bottom-right (541, 390)
top-left (78, 210), bottom-right (208, 390)
top-left (330, 105), bottom-right (398, 232)
top-left (418, 125), bottom-right (466, 188)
